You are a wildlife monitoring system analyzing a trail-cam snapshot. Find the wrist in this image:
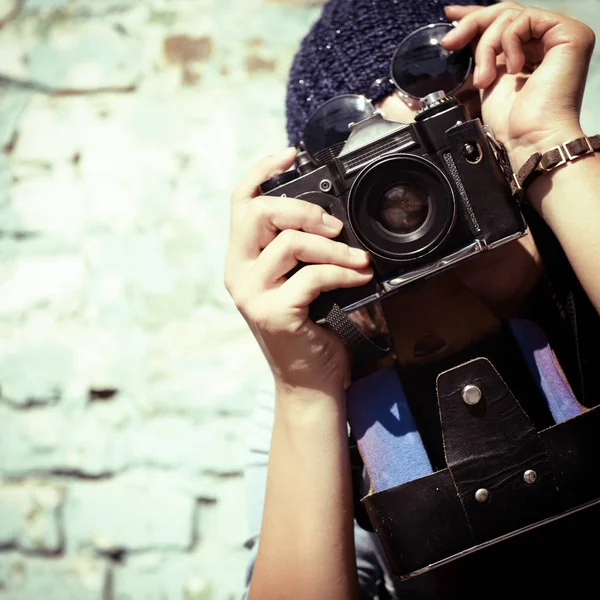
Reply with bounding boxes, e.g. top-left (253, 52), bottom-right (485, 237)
top-left (275, 385), bottom-right (348, 421)
top-left (505, 123), bottom-right (585, 172)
